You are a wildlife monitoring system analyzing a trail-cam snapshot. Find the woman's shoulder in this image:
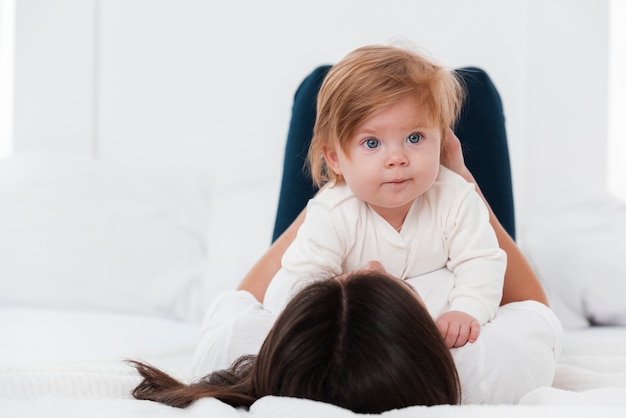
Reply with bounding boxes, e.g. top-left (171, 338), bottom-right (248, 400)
top-left (191, 290), bottom-right (276, 376)
top-left (200, 290), bottom-right (265, 324)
